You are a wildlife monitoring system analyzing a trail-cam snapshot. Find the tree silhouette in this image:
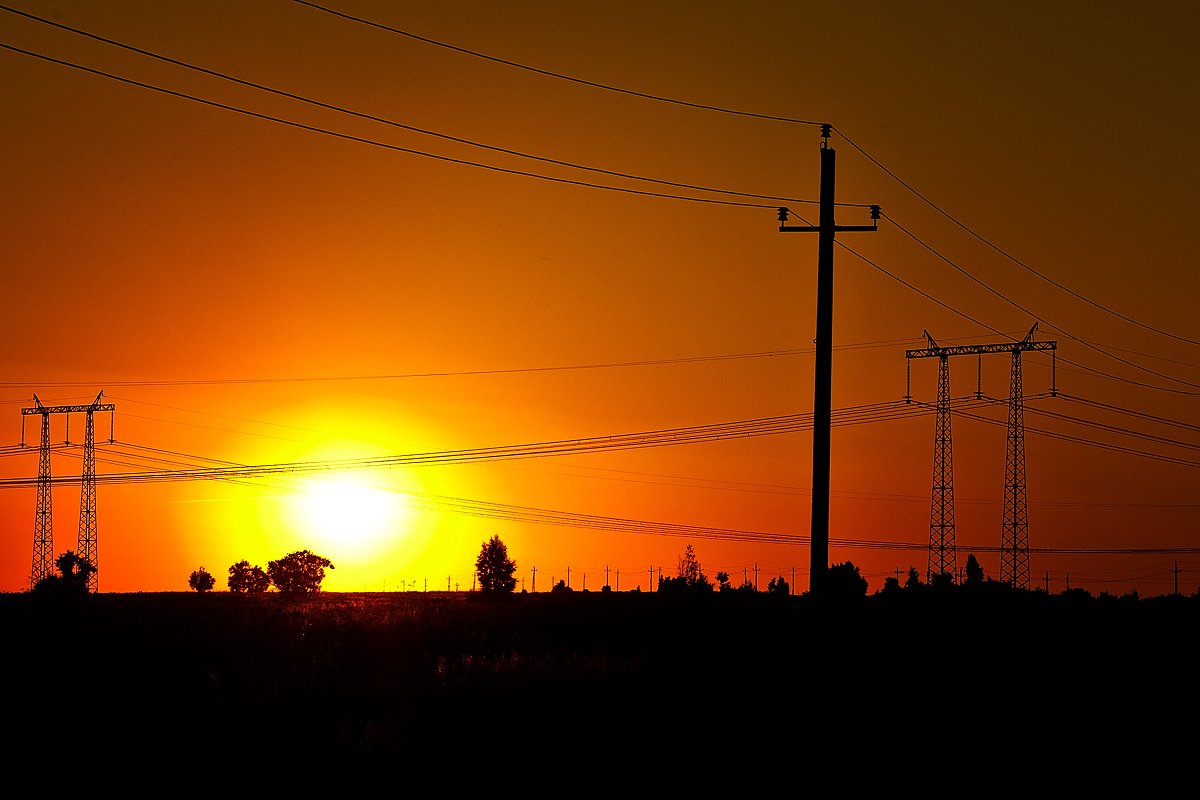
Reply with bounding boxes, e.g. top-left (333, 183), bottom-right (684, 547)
top-left (475, 535), bottom-right (517, 593)
top-left (904, 566), bottom-right (923, 591)
top-left (658, 544), bottom-right (713, 593)
top-left (825, 561), bottom-right (868, 601)
top-left (32, 550), bottom-right (94, 597)
top-left (228, 560), bottom-right (271, 593)
top-left (964, 554), bottom-right (984, 586)
top-left (188, 567), bottom-right (216, 593)
top-left (267, 550), bottom-right (334, 595)
top-left (767, 576), bottom-right (789, 596)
